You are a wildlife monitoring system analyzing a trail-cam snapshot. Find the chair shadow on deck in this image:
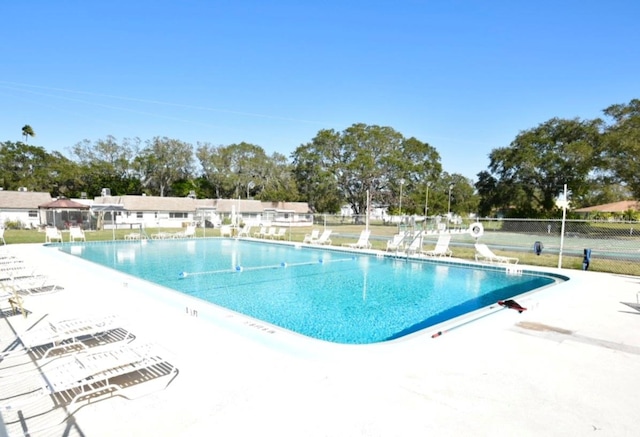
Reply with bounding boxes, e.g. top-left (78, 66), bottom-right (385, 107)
top-left (1, 341), bottom-right (179, 437)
